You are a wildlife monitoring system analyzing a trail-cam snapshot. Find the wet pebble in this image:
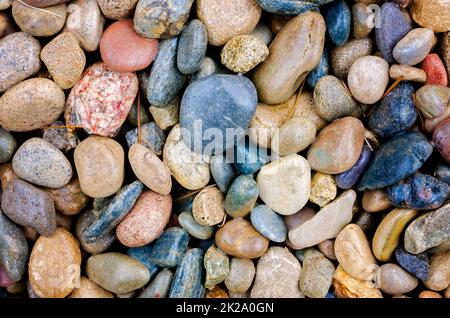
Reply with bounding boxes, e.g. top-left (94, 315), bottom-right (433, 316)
top-left (250, 204), bottom-right (287, 243)
top-left (322, 0), bottom-right (351, 46)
